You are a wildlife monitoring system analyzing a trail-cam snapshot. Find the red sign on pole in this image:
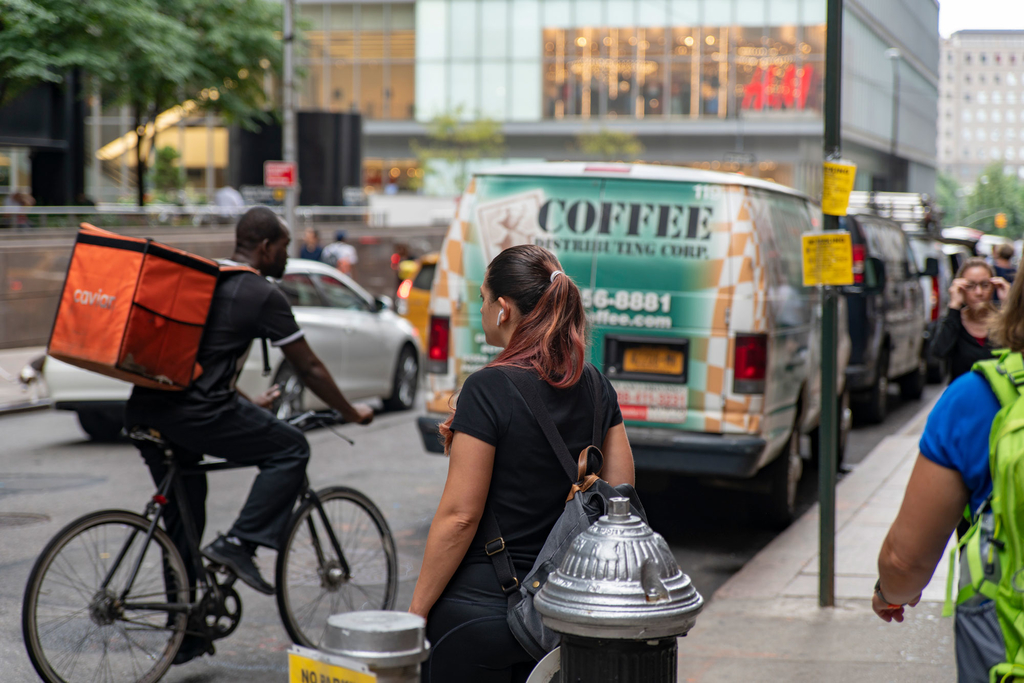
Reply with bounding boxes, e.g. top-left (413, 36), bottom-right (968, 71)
top-left (264, 161), bottom-right (297, 188)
